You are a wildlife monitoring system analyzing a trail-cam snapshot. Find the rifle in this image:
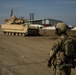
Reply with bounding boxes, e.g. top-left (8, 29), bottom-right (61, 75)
top-left (59, 63), bottom-right (73, 70)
